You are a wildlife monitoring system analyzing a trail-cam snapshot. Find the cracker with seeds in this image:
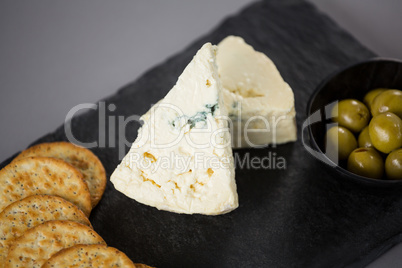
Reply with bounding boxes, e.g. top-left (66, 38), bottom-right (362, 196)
top-left (0, 157), bottom-right (92, 216)
top-left (13, 142), bottom-right (106, 207)
top-left (0, 195), bottom-right (91, 267)
top-left (42, 244), bottom-right (141, 268)
top-left (5, 220), bottom-right (105, 268)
